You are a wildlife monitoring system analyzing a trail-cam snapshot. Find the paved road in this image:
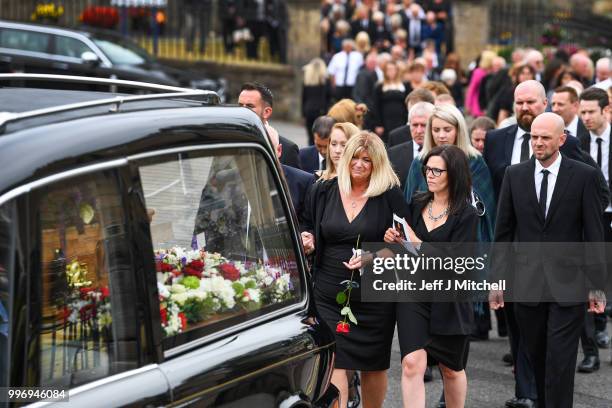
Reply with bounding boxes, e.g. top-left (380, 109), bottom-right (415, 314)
top-left (275, 120), bottom-right (612, 407)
